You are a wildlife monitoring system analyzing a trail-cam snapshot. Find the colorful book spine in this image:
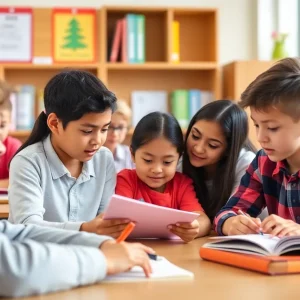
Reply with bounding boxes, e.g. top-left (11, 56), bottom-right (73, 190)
top-left (171, 21), bottom-right (180, 62)
top-left (9, 92), bottom-right (17, 131)
top-left (171, 90), bottom-right (189, 128)
top-left (136, 14), bottom-right (145, 63)
top-left (188, 89), bottom-right (201, 120)
top-left (126, 14), bottom-right (137, 63)
top-left (37, 89), bottom-right (44, 114)
top-left (121, 18), bottom-right (127, 63)
top-left (16, 85), bottom-right (35, 130)
top-left (110, 19), bottom-right (123, 62)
